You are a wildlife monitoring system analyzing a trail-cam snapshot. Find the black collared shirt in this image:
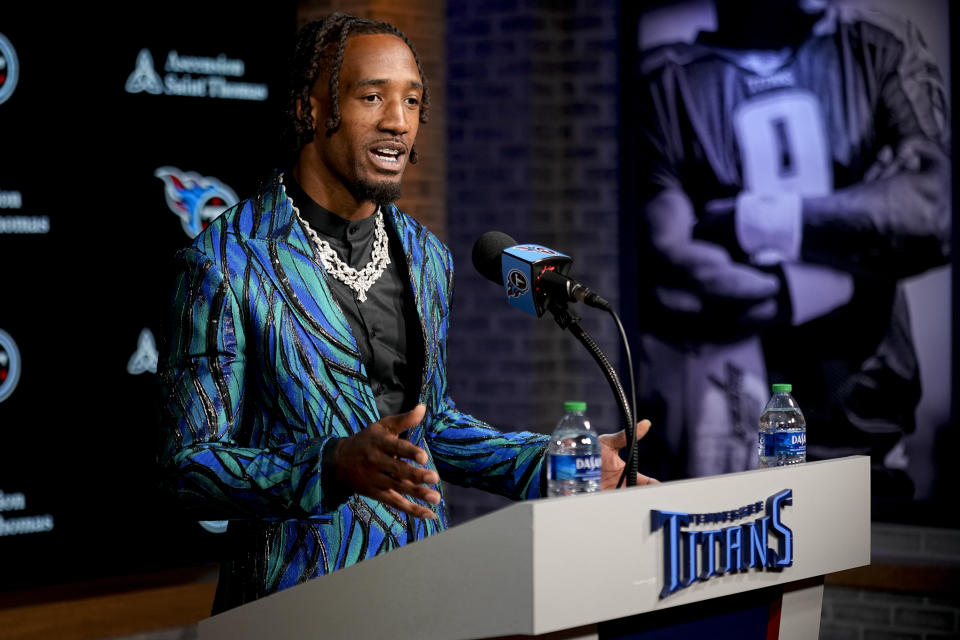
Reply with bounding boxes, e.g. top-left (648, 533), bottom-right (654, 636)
top-left (284, 175), bottom-right (424, 418)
